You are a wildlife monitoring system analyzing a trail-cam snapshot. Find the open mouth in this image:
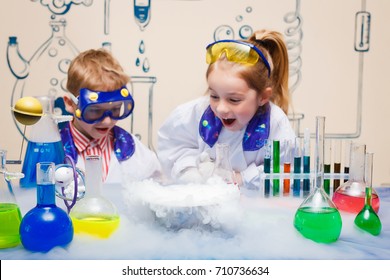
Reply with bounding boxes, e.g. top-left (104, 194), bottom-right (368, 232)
top-left (96, 127), bottom-right (109, 133)
top-left (222, 118), bottom-right (236, 126)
